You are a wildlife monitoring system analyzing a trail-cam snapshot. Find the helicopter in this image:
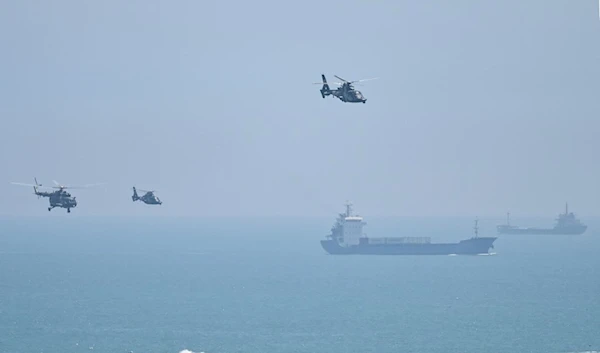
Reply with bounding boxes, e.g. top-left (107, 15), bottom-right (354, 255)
top-left (11, 178), bottom-right (104, 213)
top-left (132, 187), bottom-right (162, 205)
top-left (314, 74), bottom-right (378, 103)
